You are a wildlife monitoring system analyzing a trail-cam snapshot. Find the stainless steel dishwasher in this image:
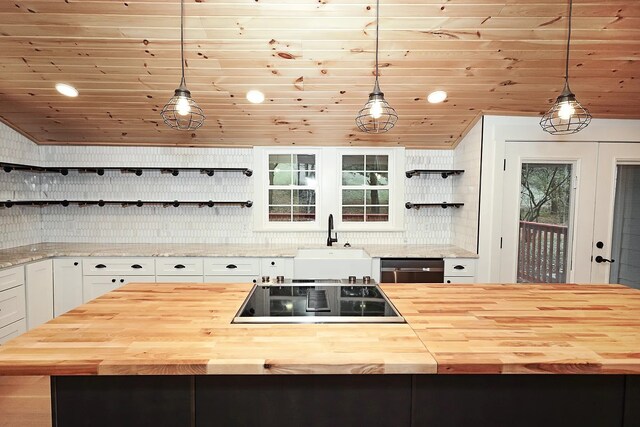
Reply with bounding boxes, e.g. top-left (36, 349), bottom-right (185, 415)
top-left (380, 258), bottom-right (444, 283)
